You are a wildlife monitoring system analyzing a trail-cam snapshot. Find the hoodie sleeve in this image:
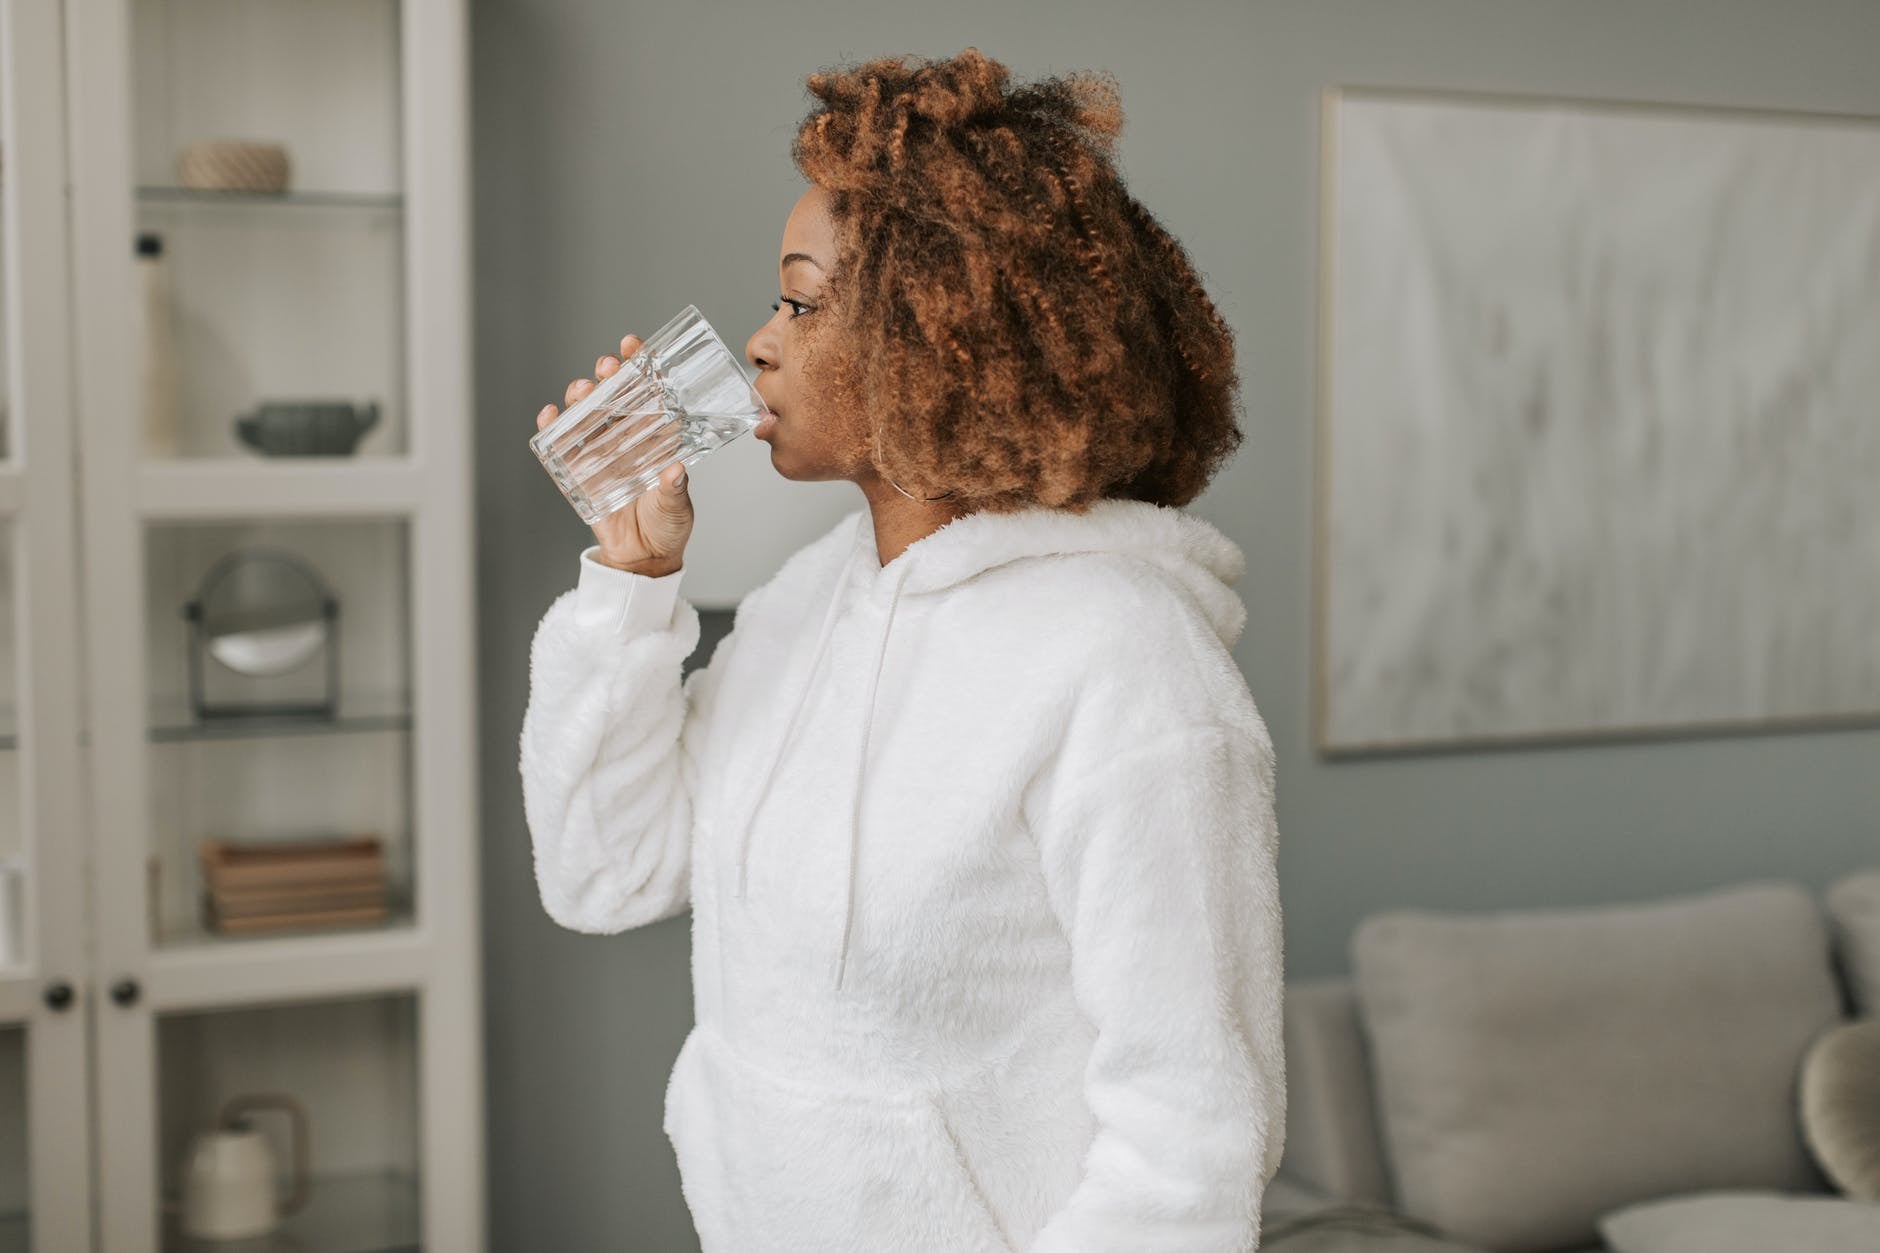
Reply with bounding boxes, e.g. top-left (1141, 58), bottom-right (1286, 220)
top-left (1022, 720), bottom-right (1286, 1253)
top-left (518, 545), bottom-right (732, 933)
